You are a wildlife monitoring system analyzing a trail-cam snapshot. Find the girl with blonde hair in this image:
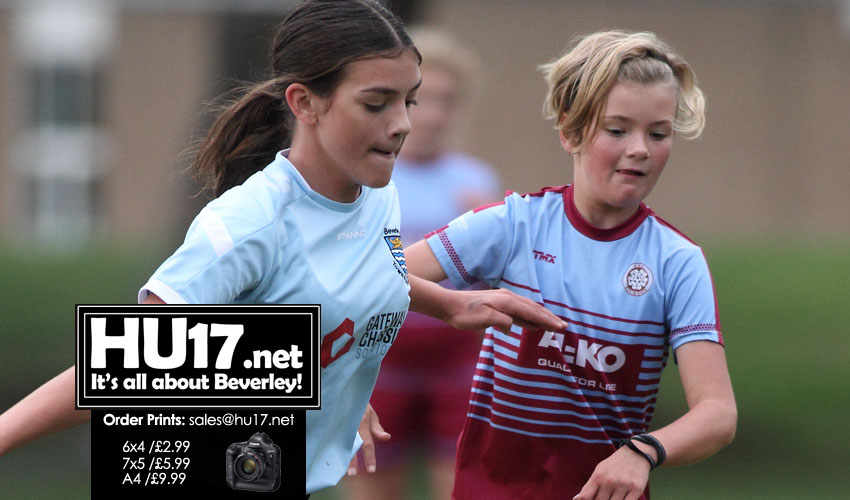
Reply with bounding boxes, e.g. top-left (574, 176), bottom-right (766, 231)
top-left (406, 30), bottom-right (736, 499)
